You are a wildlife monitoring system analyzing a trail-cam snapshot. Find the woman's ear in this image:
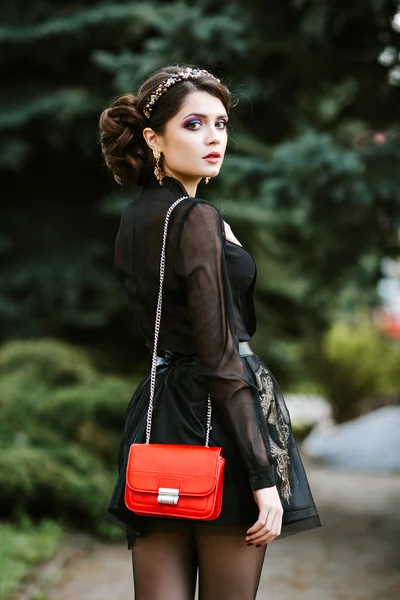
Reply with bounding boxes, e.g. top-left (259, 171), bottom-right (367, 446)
top-left (143, 128), bottom-right (161, 153)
